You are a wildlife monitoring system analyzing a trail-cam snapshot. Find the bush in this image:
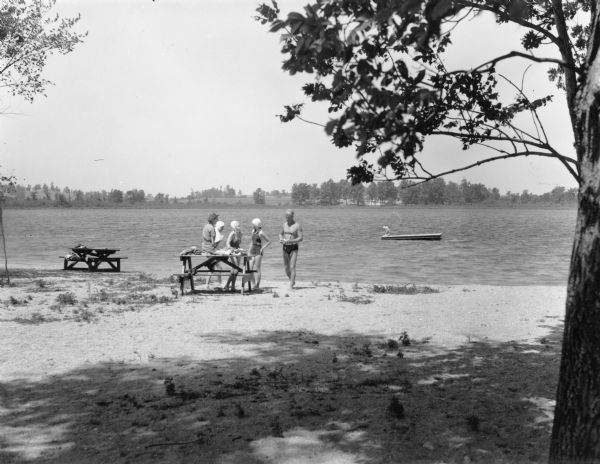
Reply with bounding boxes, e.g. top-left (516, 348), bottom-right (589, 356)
top-left (371, 284), bottom-right (439, 295)
top-left (337, 289), bottom-right (373, 304)
top-left (56, 292), bottom-right (77, 305)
